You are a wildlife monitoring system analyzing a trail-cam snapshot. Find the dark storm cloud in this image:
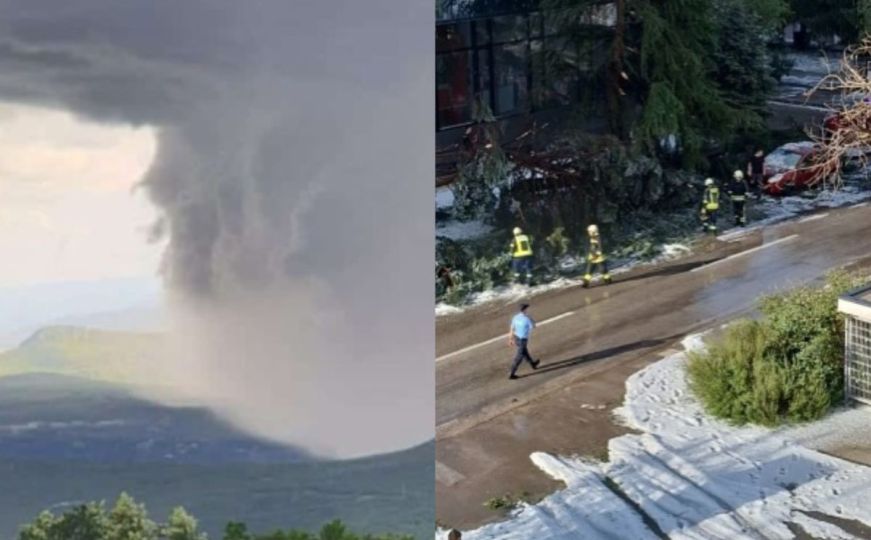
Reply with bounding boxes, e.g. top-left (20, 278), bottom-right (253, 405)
top-left (0, 0), bottom-right (434, 457)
